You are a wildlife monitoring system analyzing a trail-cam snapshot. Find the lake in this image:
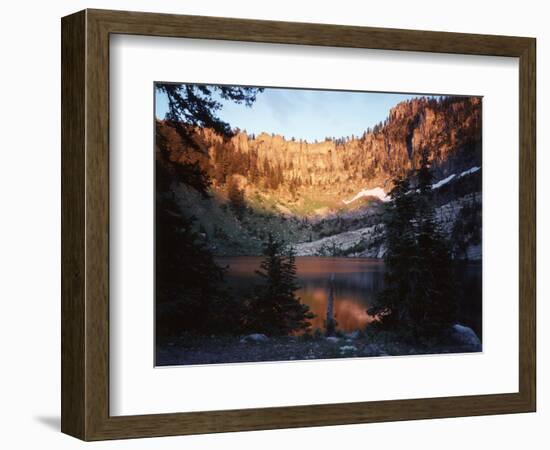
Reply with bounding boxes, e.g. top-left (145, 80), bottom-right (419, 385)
top-left (217, 256), bottom-right (482, 336)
